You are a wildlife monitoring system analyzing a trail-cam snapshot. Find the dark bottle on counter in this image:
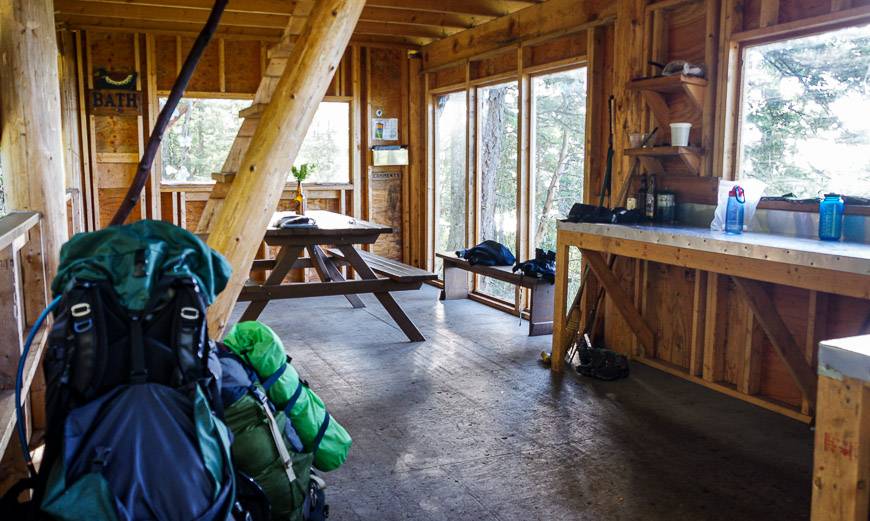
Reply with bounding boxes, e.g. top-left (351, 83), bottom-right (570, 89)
top-left (629, 174), bottom-right (647, 214)
top-left (645, 174), bottom-right (657, 221)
